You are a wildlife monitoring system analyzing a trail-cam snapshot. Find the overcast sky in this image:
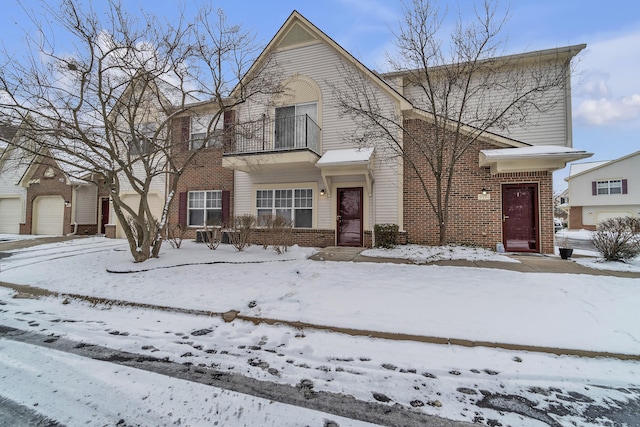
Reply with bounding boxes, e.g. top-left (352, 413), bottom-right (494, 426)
top-left (2, 0), bottom-right (639, 190)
